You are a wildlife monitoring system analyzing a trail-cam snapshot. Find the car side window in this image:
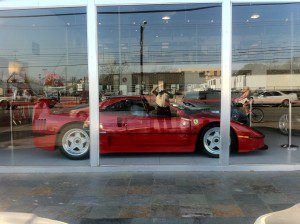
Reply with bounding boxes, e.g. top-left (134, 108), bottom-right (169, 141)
top-left (128, 99), bottom-right (148, 116)
top-left (104, 99), bottom-right (147, 115)
top-left (105, 100), bottom-right (127, 111)
top-left (263, 92), bottom-right (272, 96)
top-left (272, 91), bottom-right (282, 96)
